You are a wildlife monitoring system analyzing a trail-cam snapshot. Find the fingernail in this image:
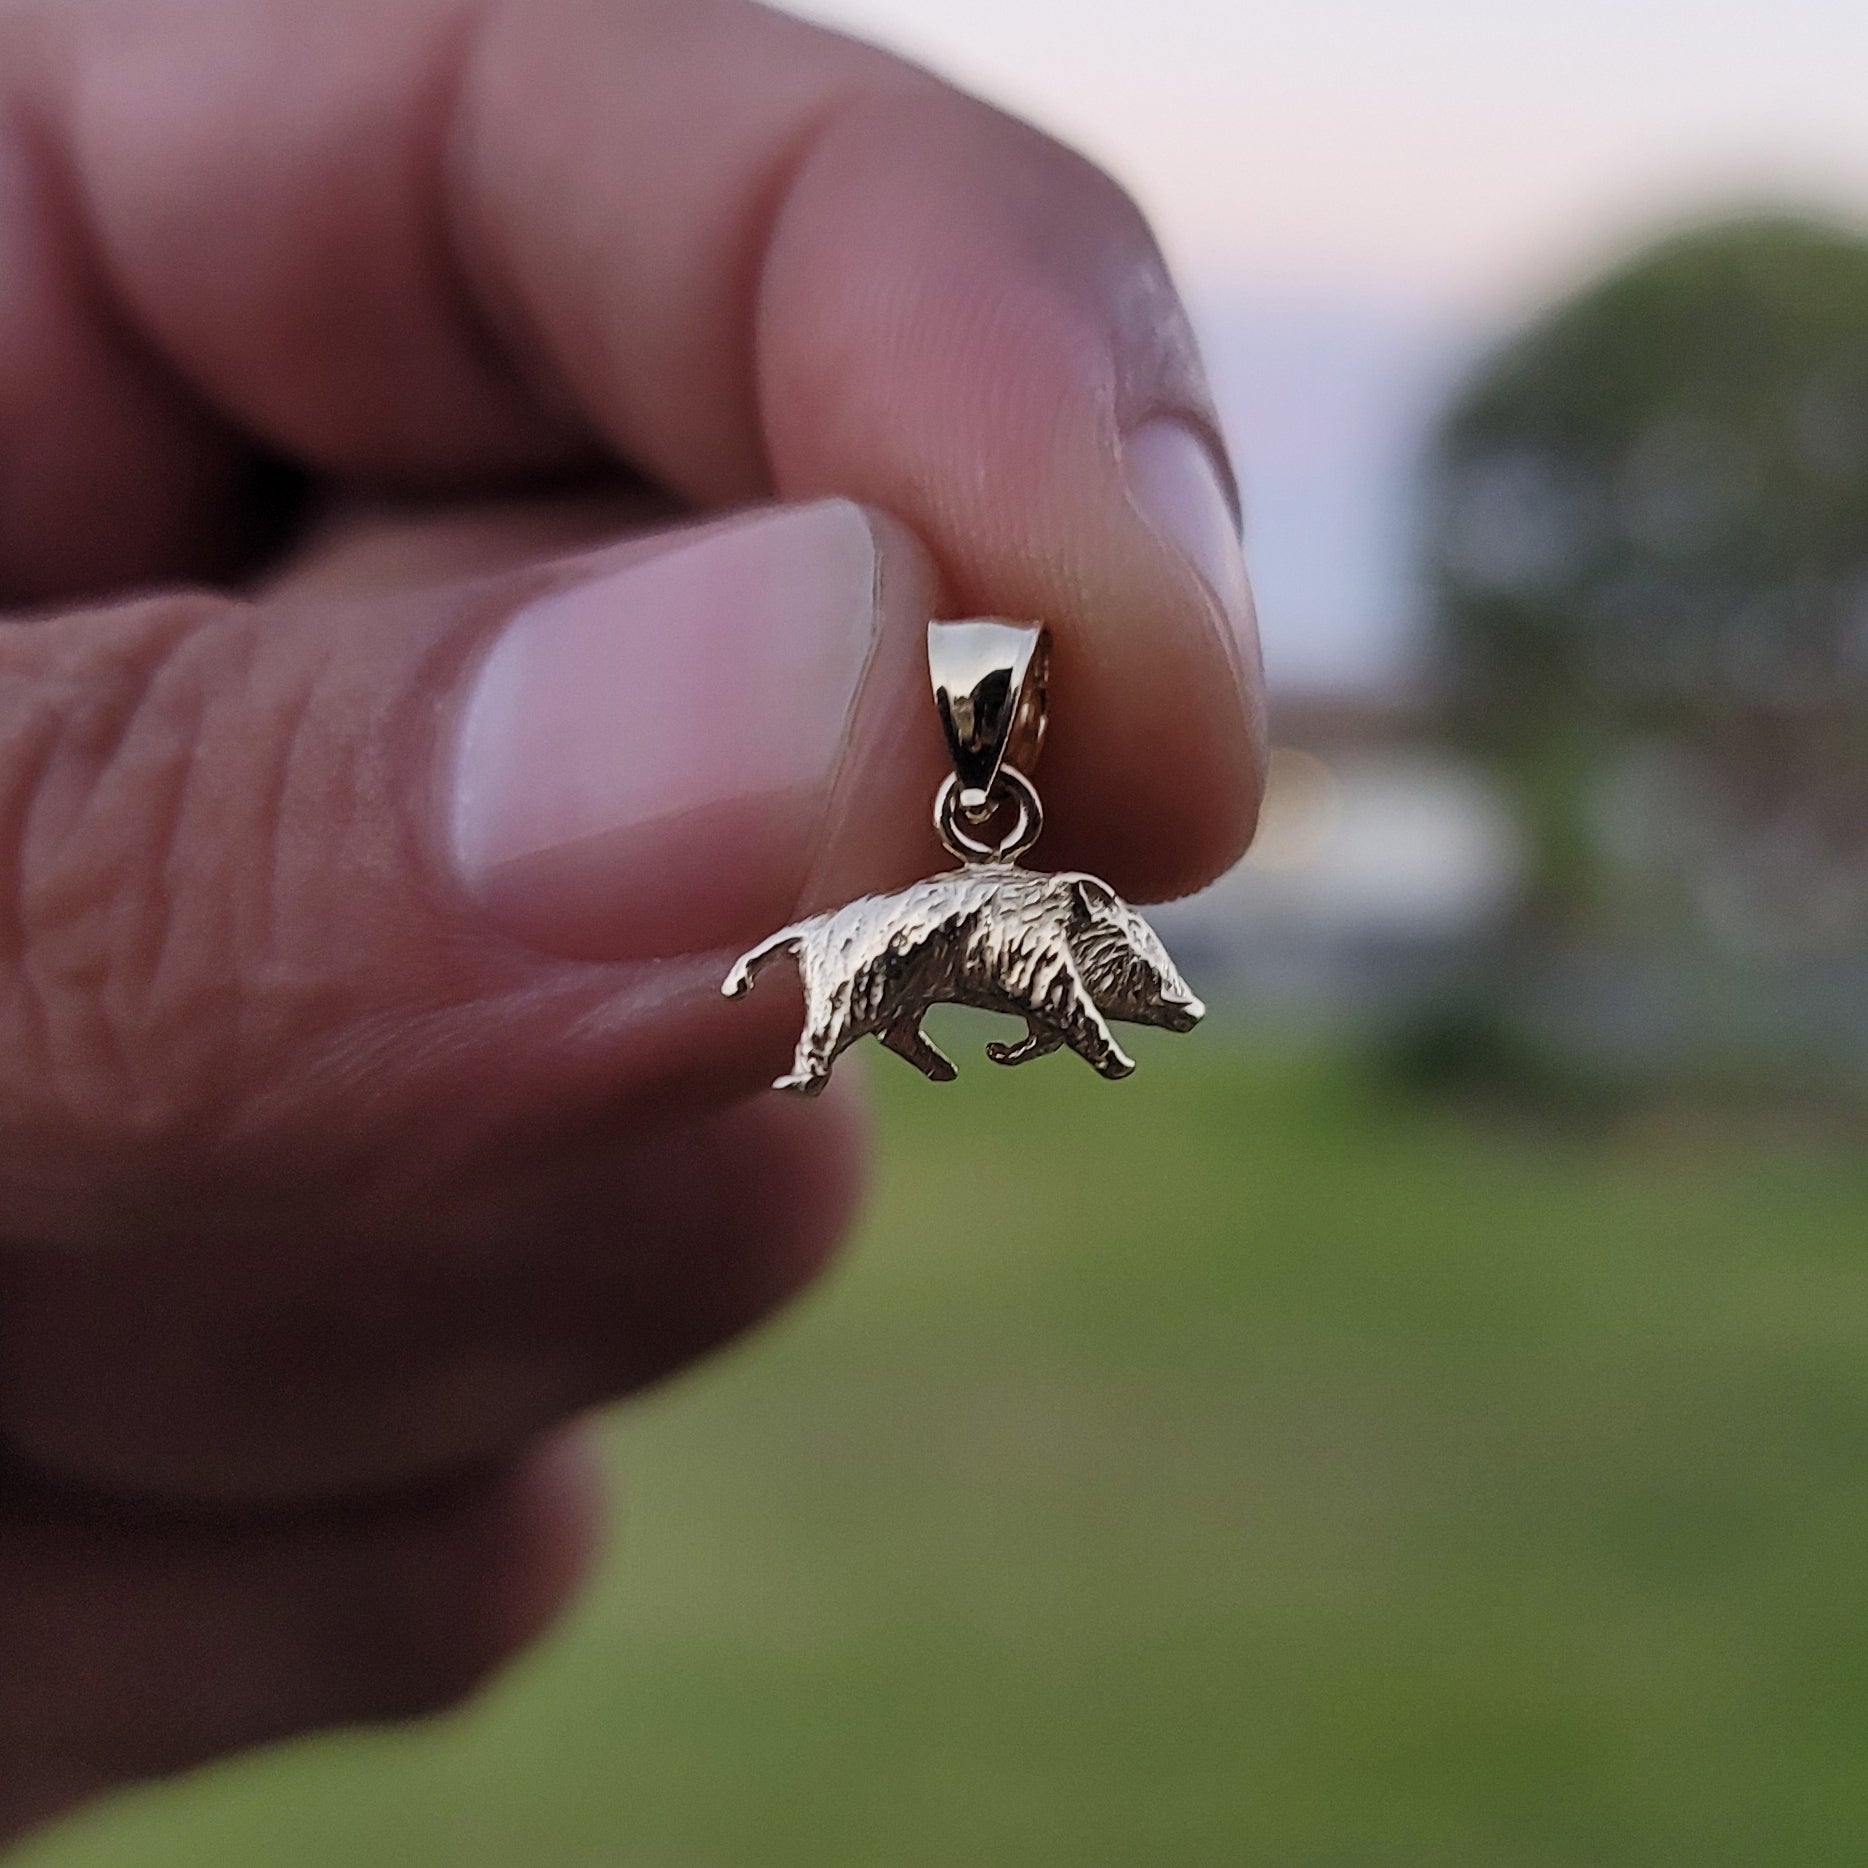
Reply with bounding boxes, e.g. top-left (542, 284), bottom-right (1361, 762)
top-left (1123, 417), bottom-right (1259, 679)
top-left (449, 501), bottom-right (886, 960)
